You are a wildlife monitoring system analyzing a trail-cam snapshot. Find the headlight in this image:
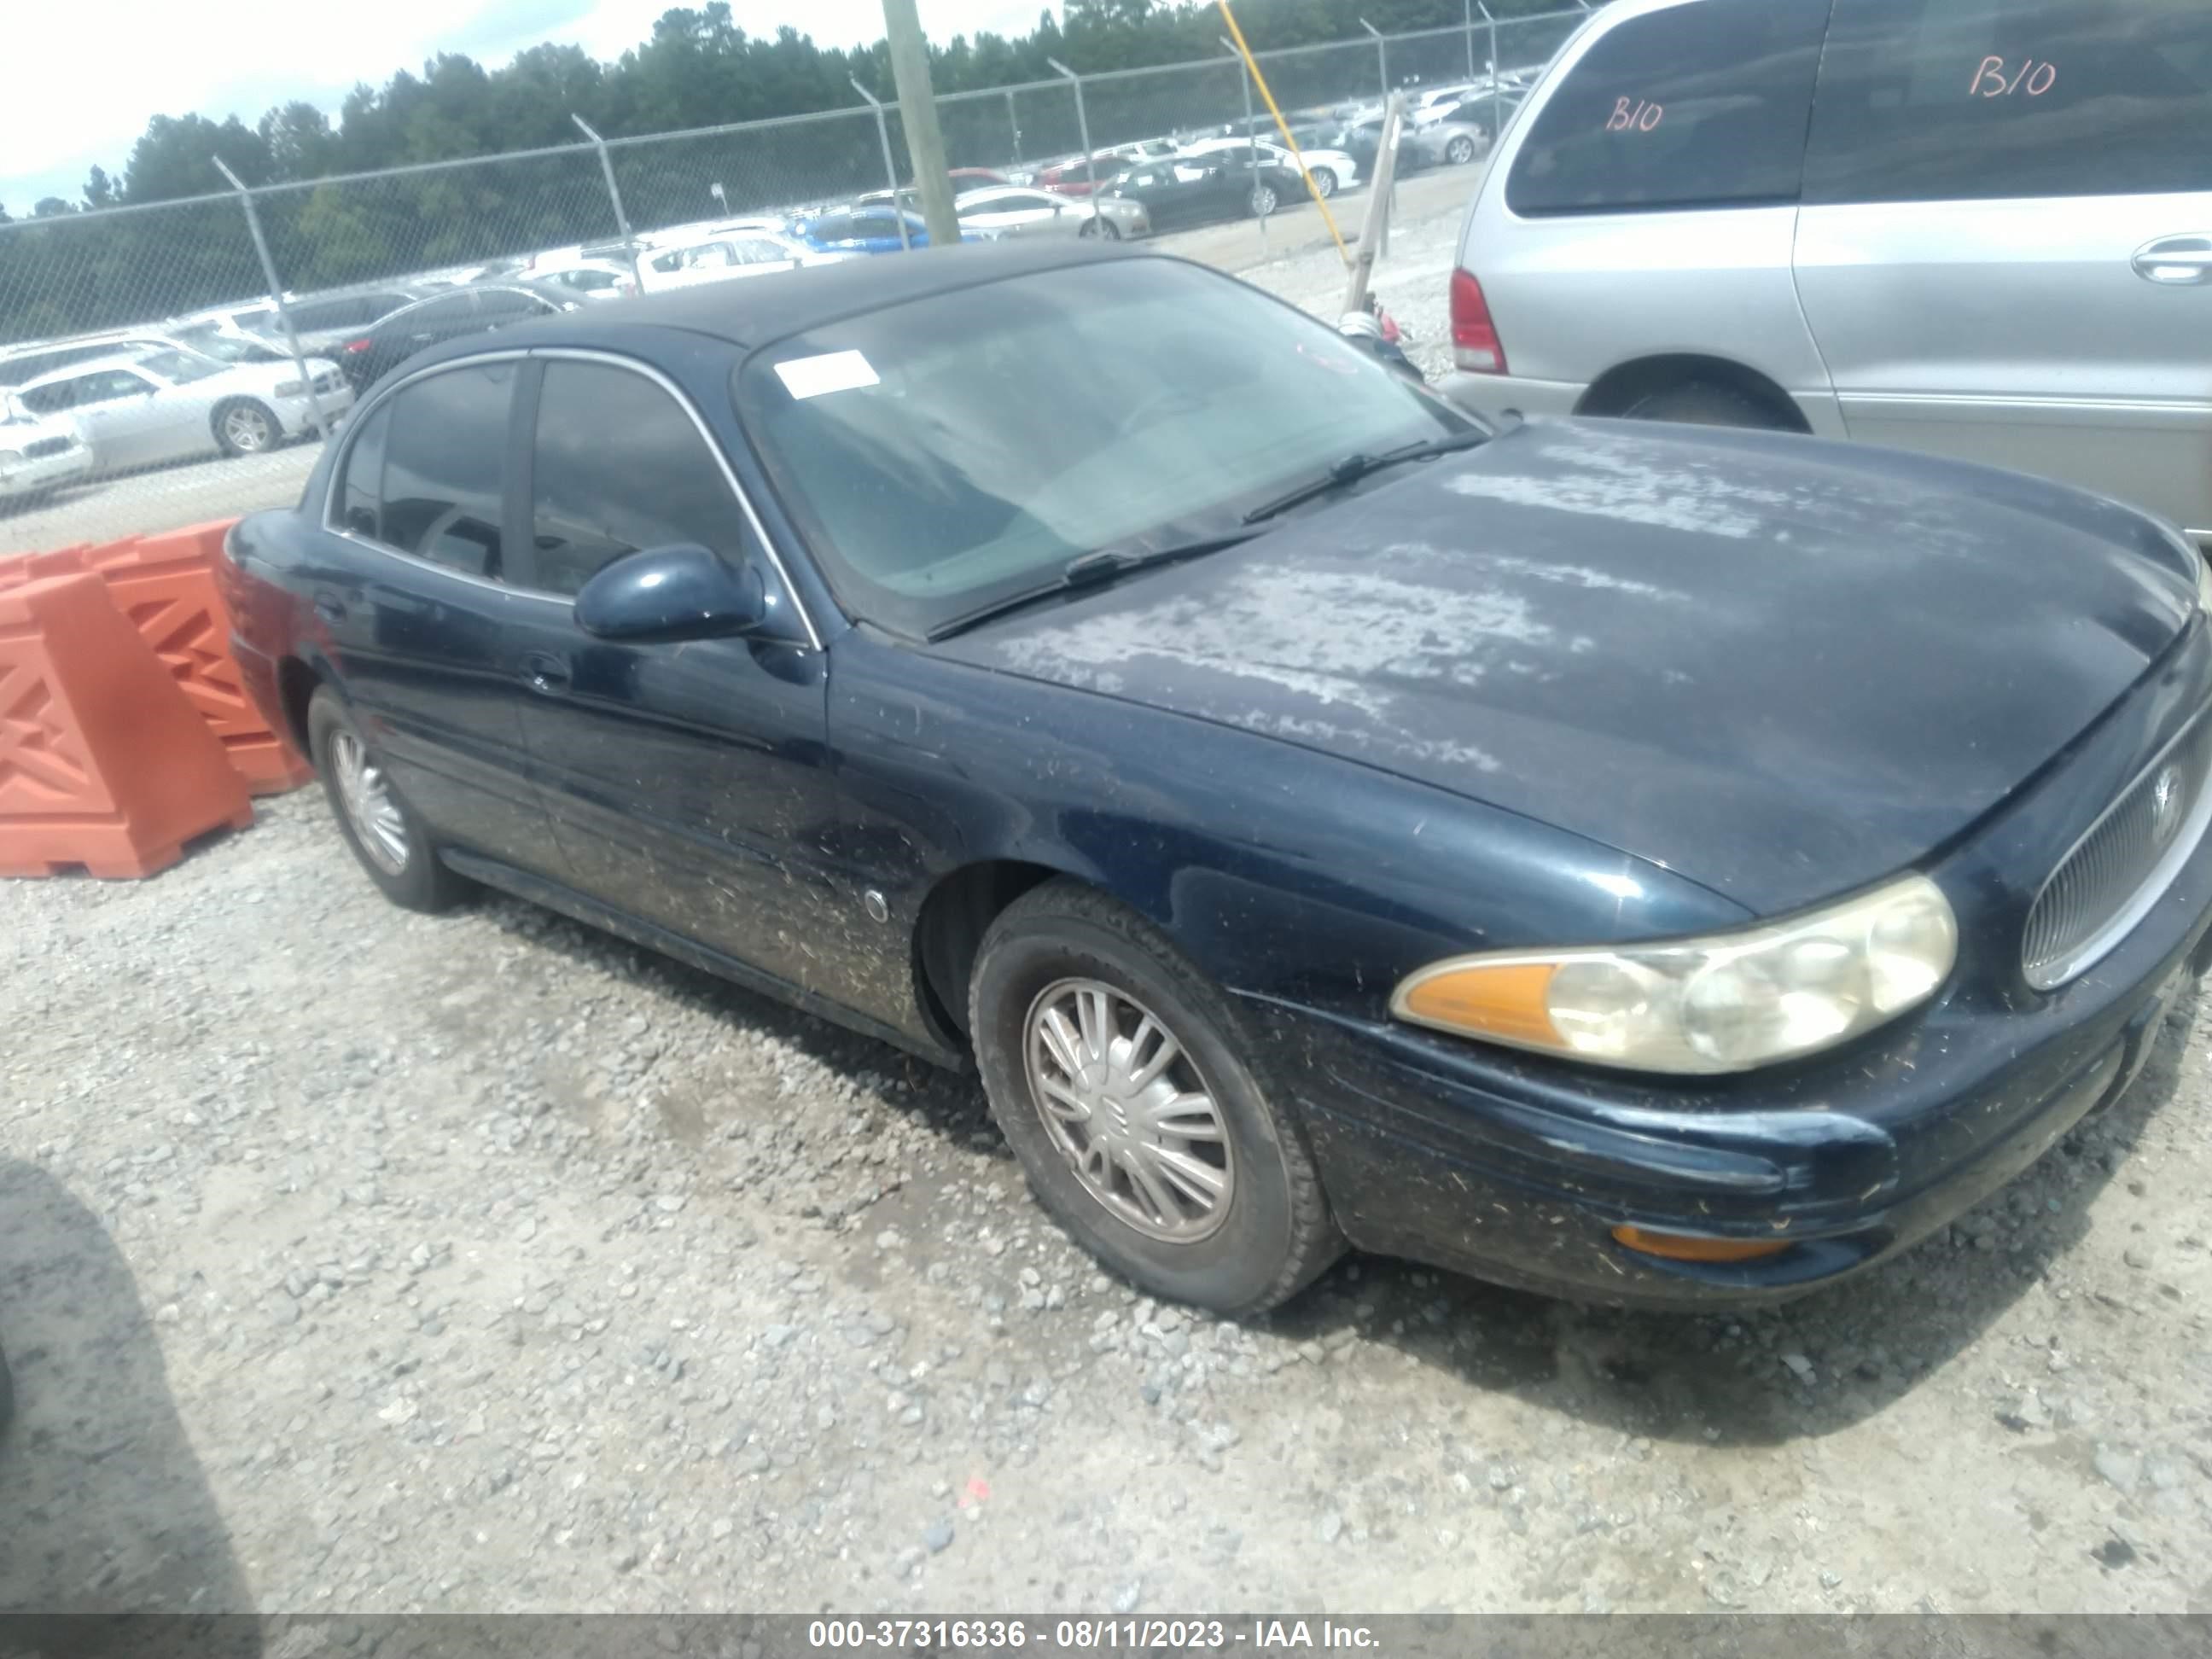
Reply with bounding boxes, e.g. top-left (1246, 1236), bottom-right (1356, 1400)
top-left (1391, 873), bottom-right (1957, 1075)
top-left (273, 379), bottom-right (306, 398)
